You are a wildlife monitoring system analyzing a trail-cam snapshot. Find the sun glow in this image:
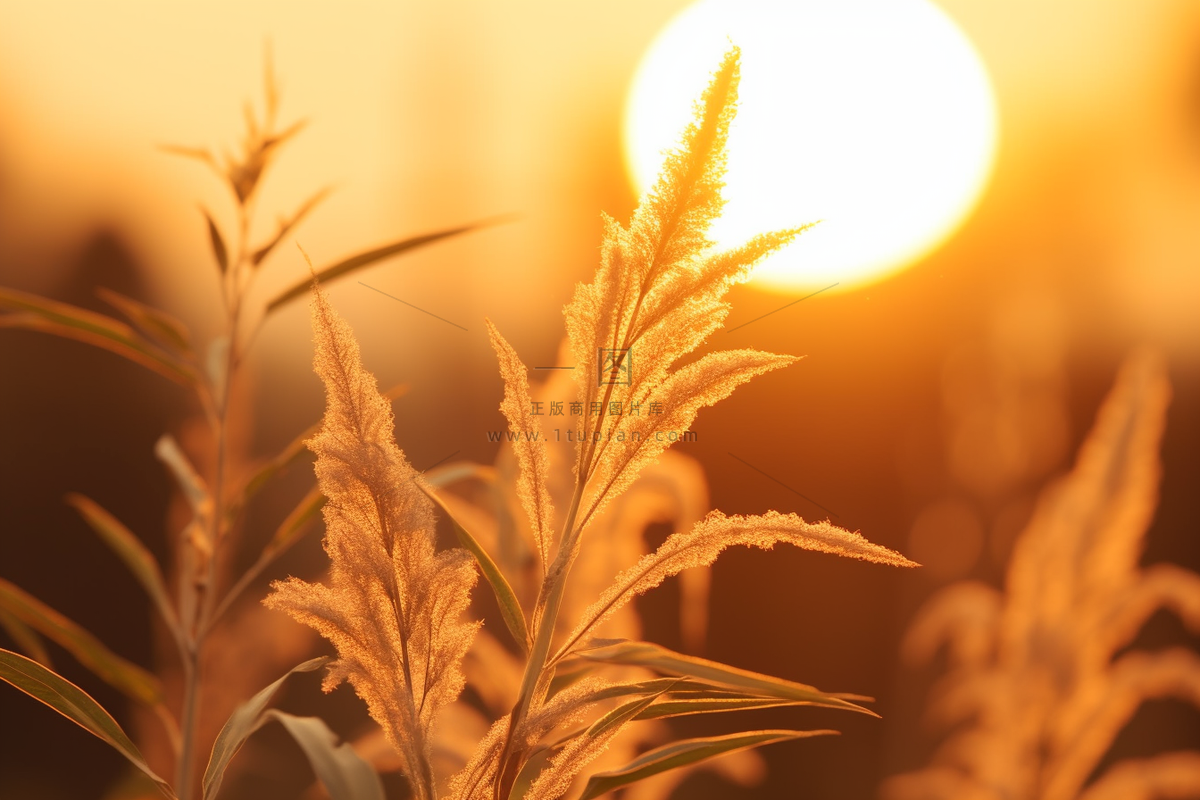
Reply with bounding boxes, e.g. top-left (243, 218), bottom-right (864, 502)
top-left (624, 0), bottom-right (999, 293)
